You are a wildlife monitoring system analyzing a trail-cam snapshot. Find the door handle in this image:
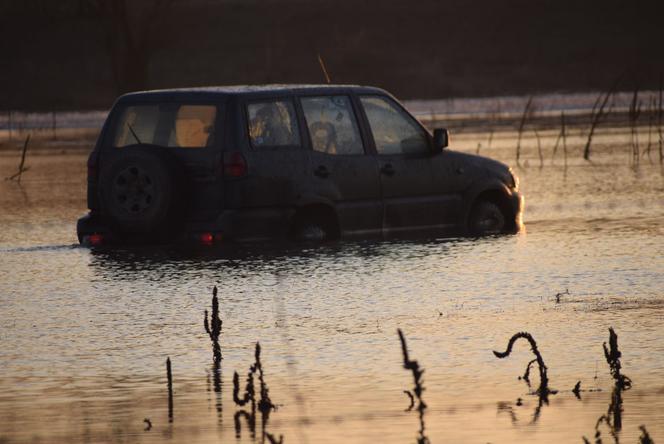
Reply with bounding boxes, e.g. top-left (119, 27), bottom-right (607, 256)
top-left (314, 165), bottom-right (329, 178)
top-left (380, 163), bottom-right (395, 177)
